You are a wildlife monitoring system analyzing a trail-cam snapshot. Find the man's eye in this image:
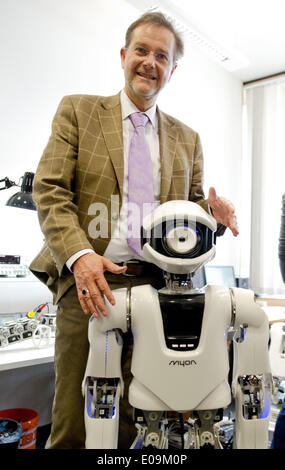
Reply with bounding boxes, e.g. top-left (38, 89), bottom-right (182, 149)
top-left (157, 53), bottom-right (168, 62)
top-left (136, 48), bottom-right (147, 55)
